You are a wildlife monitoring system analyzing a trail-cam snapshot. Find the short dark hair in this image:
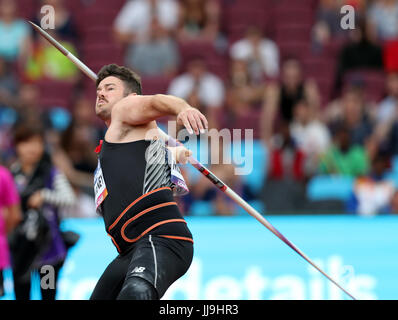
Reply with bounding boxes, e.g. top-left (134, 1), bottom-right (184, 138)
top-left (13, 123), bottom-right (45, 145)
top-left (96, 64), bottom-right (142, 95)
